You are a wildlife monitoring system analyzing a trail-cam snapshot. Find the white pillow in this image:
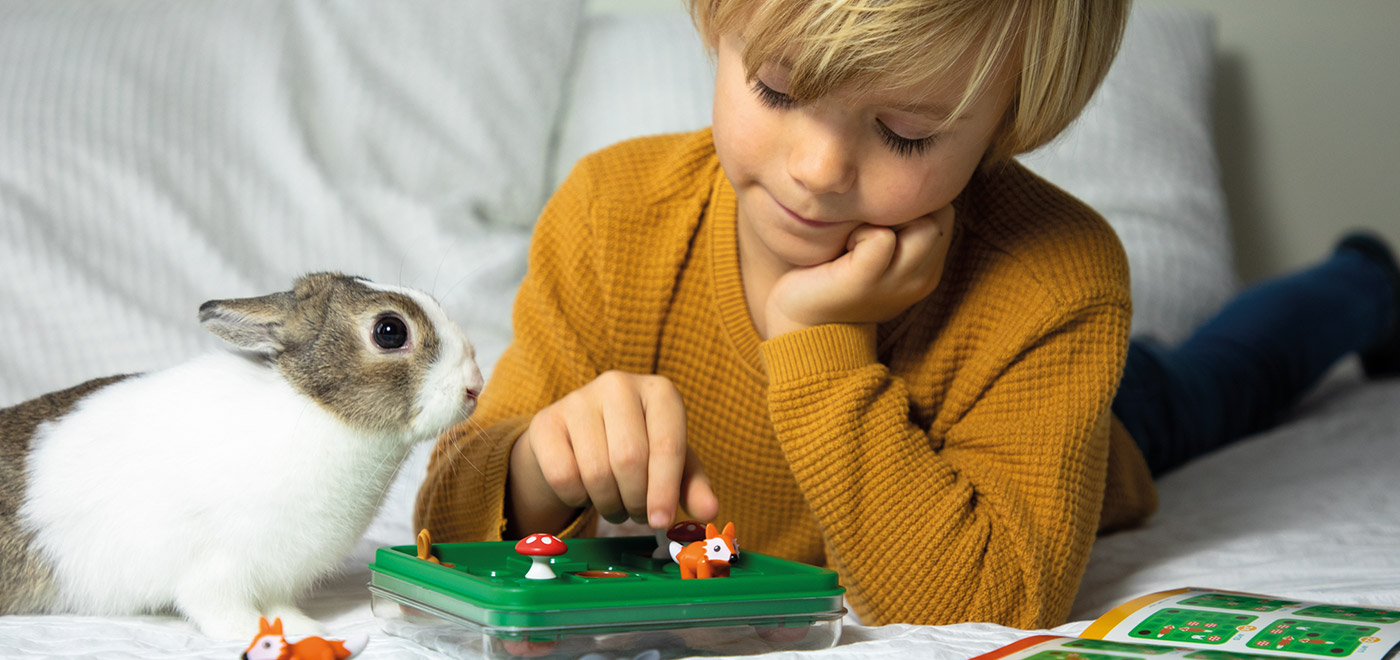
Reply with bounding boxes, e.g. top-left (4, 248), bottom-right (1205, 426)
top-left (0, 0), bottom-right (584, 405)
top-left (1019, 6), bottom-right (1238, 345)
top-left (550, 6), bottom-right (1237, 345)
top-left (548, 10), bottom-right (715, 191)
